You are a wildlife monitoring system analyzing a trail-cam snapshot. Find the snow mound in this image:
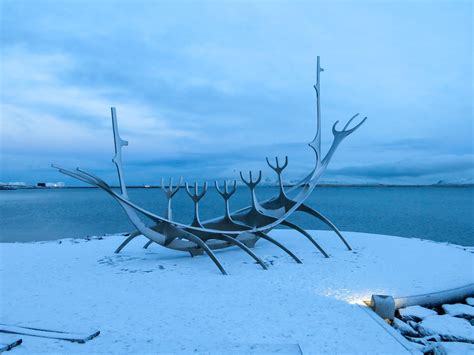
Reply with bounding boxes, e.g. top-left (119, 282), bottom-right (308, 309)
top-left (466, 297), bottom-right (474, 306)
top-left (399, 305), bottom-right (438, 322)
top-left (418, 315), bottom-right (474, 343)
top-left (442, 304), bottom-right (474, 318)
top-left (392, 318), bottom-right (418, 337)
